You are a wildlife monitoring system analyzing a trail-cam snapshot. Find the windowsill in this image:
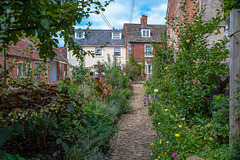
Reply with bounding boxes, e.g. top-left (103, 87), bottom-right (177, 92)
top-left (142, 36), bottom-right (151, 38)
top-left (94, 56), bottom-right (104, 58)
top-left (145, 56), bottom-right (153, 58)
top-left (114, 56), bottom-right (122, 58)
